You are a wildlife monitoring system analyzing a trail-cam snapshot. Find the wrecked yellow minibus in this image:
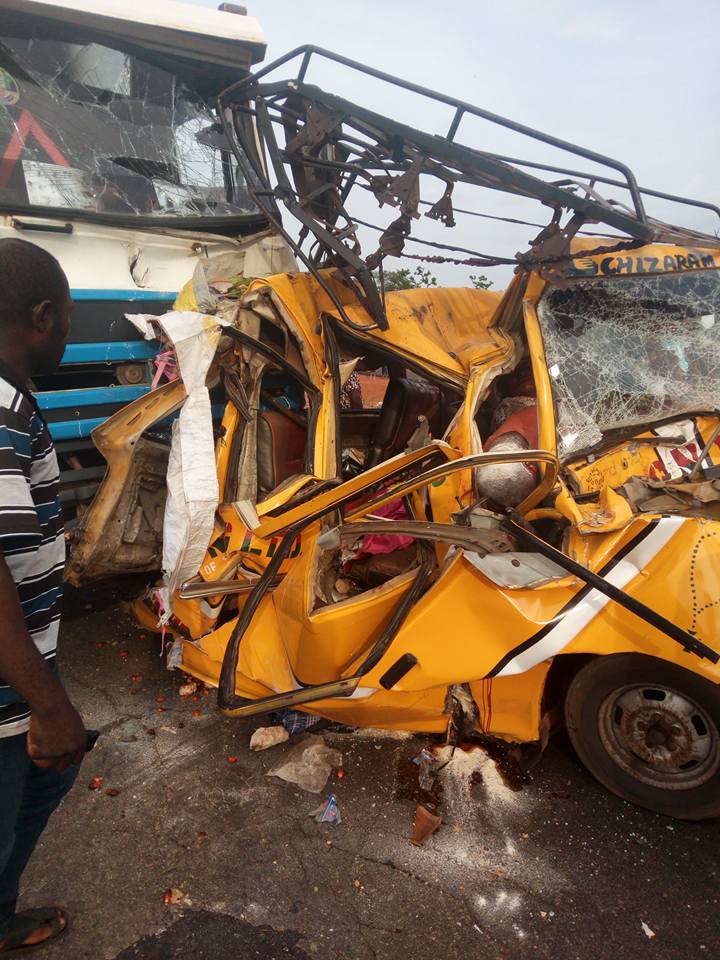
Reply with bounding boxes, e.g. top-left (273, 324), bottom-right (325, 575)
top-left (68, 48), bottom-right (720, 819)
